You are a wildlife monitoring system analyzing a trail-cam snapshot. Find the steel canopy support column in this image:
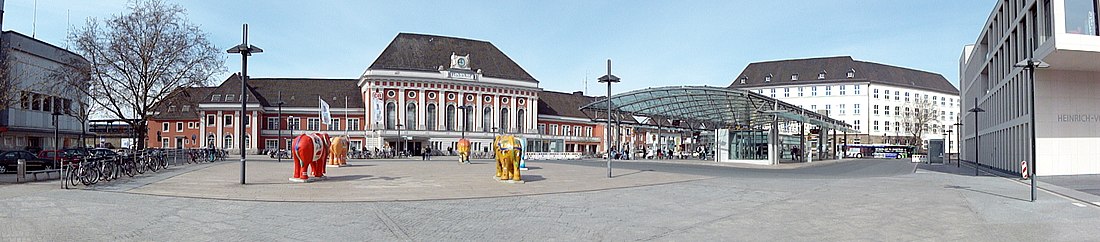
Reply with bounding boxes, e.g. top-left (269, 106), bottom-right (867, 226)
top-left (831, 127), bottom-right (837, 159)
top-left (799, 121), bottom-right (805, 162)
top-left (769, 115), bottom-right (779, 165)
top-left (843, 130), bottom-right (848, 158)
top-left (817, 127), bottom-right (825, 161)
